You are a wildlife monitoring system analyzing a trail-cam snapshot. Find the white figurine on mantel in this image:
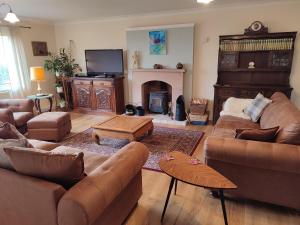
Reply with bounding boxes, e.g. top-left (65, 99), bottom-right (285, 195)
top-left (248, 61), bottom-right (255, 69)
top-left (132, 51), bottom-right (139, 69)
